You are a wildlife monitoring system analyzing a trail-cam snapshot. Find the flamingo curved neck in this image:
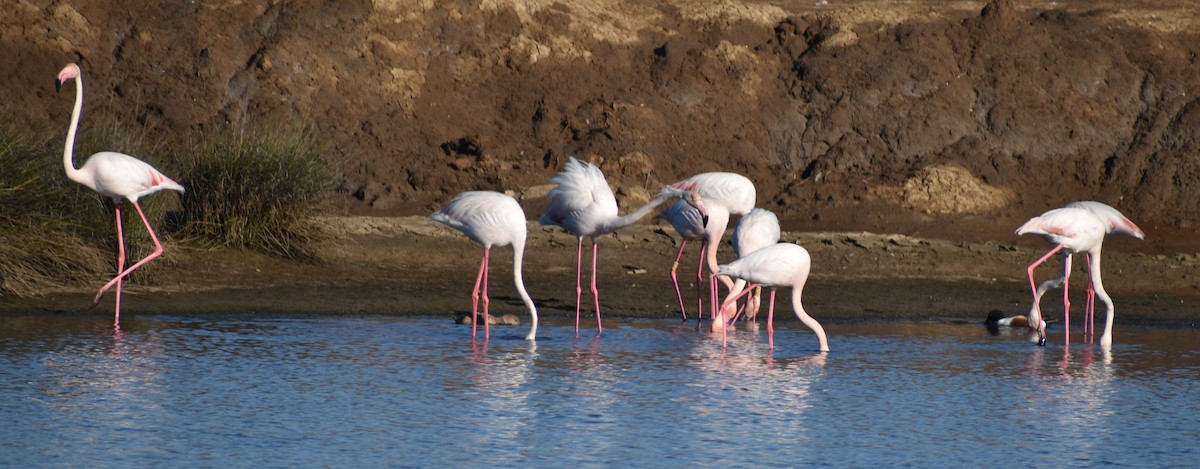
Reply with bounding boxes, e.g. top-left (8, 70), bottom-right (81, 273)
top-left (511, 242), bottom-right (539, 340)
top-left (62, 74), bottom-right (90, 189)
top-left (598, 191), bottom-right (676, 234)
